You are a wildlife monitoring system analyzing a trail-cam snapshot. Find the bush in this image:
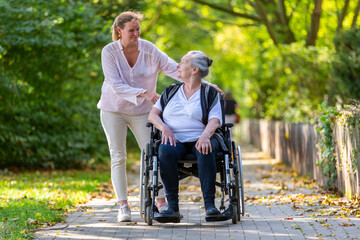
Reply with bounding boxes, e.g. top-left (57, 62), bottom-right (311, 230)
top-left (233, 41), bottom-right (333, 122)
top-left (333, 27), bottom-right (360, 100)
top-left (0, 0), bottom-right (109, 169)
